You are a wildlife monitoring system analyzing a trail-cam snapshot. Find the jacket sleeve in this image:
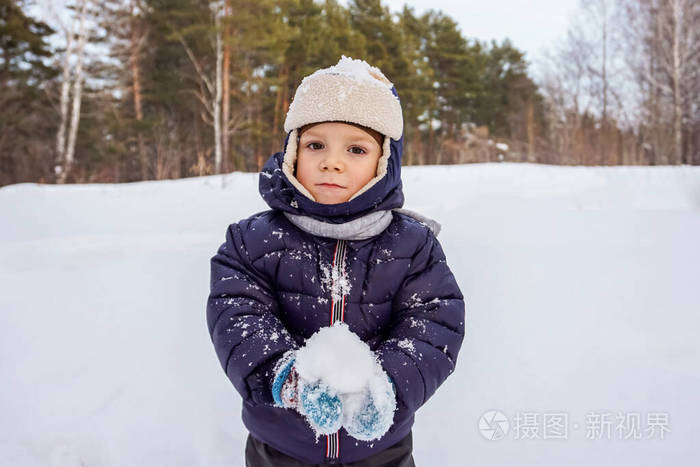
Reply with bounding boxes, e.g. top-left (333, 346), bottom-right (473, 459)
top-left (375, 228), bottom-right (465, 426)
top-left (207, 222), bottom-right (298, 405)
